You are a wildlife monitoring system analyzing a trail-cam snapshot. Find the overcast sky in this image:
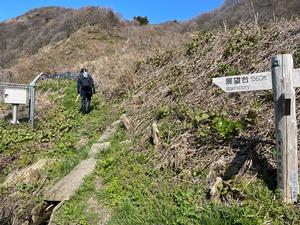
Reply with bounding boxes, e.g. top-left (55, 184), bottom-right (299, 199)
top-left (0, 0), bottom-right (224, 24)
